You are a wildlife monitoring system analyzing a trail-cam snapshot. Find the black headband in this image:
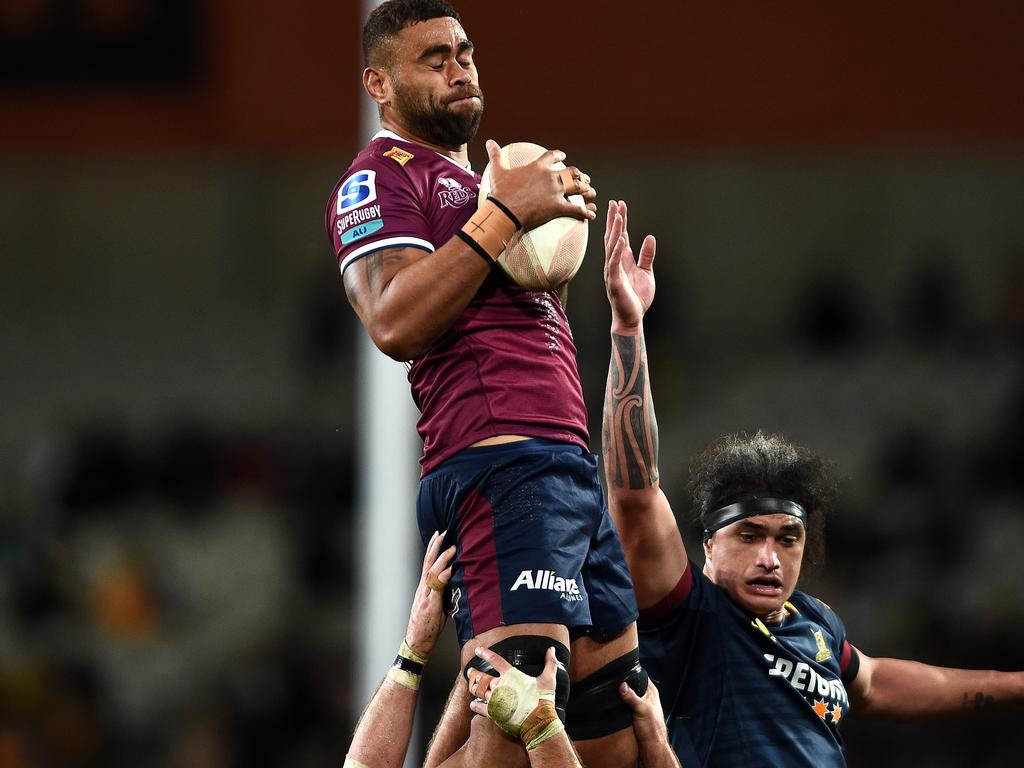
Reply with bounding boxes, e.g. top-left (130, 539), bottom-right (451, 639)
top-left (703, 494), bottom-right (808, 539)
